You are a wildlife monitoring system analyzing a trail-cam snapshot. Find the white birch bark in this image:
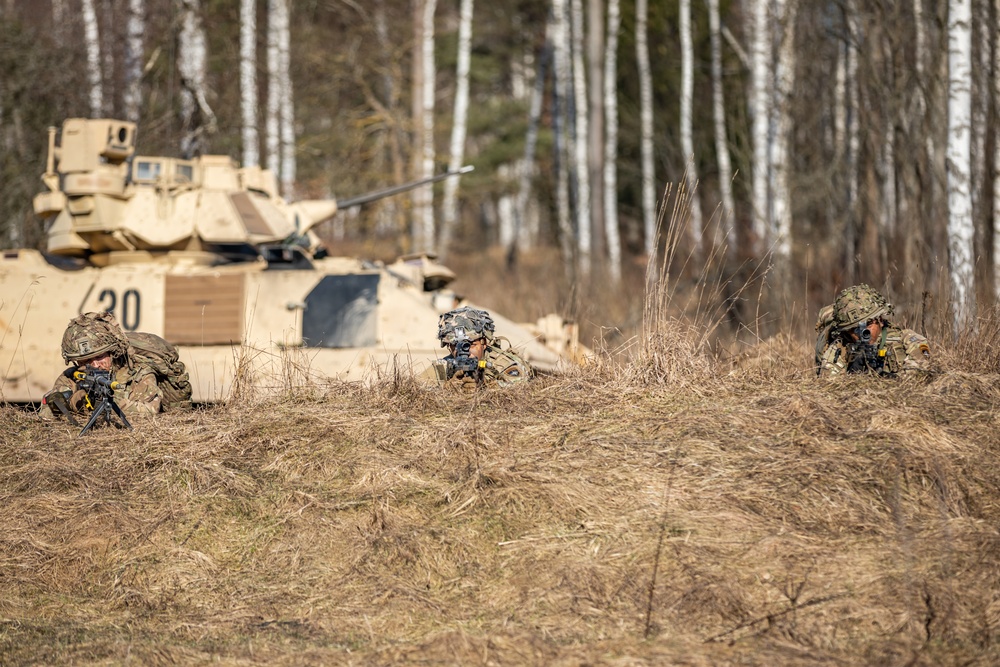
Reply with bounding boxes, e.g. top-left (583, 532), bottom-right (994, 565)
top-left (266, 0), bottom-right (281, 176)
top-left (514, 35), bottom-right (550, 254)
top-left (707, 0), bottom-right (734, 252)
top-left (636, 0), bottom-right (656, 257)
top-left (82, 0), bottom-right (104, 117)
top-left (680, 0), bottom-right (703, 255)
top-left (570, 0), bottom-right (591, 277)
top-left (552, 0), bottom-right (575, 273)
top-left (439, 0), bottom-right (473, 258)
top-left (587, 0), bottom-right (605, 267)
top-left (123, 0), bottom-right (145, 123)
top-left (410, 0), bottom-right (425, 249)
top-left (947, 0), bottom-right (973, 330)
top-left (277, 0), bottom-right (295, 195)
top-left (241, 0), bottom-right (260, 168)
top-left (843, 2), bottom-right (859, 274)
top-left (177, 0), bottom-right (216, 157)
top-left (749, 0), bottom-right (771, 253)
top-left (947, 0), bottom-right (974, 323)
top-left (770, 0), bottom-right (795, 260)
top-left (603, 0), bottom-right (621, 284)
top-left (52, 0), bottom-right (66, 23)
top-left (418, 0), bottom-right (438, 252)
